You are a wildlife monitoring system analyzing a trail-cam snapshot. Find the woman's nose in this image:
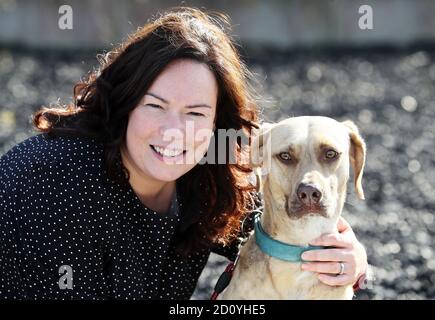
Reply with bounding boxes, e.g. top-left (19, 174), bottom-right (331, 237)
top-left (159, 112), bottom-right (187, 141)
